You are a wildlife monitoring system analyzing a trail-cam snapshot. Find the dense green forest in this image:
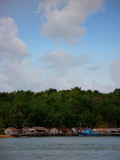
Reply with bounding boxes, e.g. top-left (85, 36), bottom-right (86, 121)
top-left (0, 87), bottom-right (120, 129)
